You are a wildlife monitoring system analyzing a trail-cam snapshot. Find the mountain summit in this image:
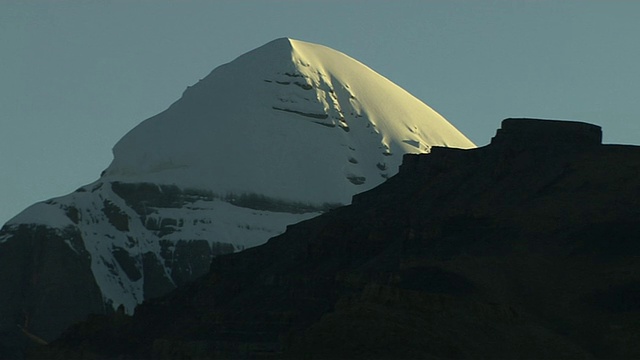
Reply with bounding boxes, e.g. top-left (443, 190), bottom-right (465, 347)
top-left (105, 37), bottom-right (474, 204)
top-left (0, 38), bottom-right (473, 355)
